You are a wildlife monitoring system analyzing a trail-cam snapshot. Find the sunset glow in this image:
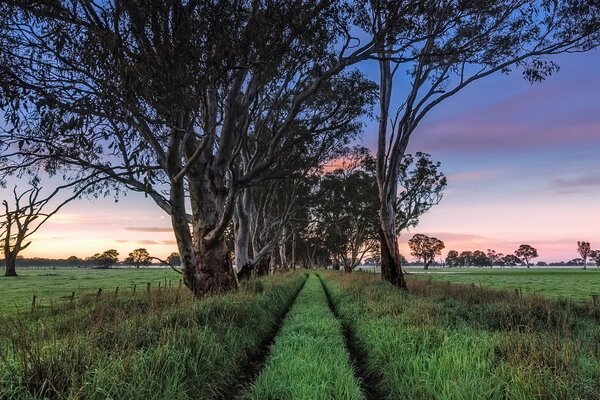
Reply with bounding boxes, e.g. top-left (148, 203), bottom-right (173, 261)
top-left (7, 52), bottom-right (600, 264)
